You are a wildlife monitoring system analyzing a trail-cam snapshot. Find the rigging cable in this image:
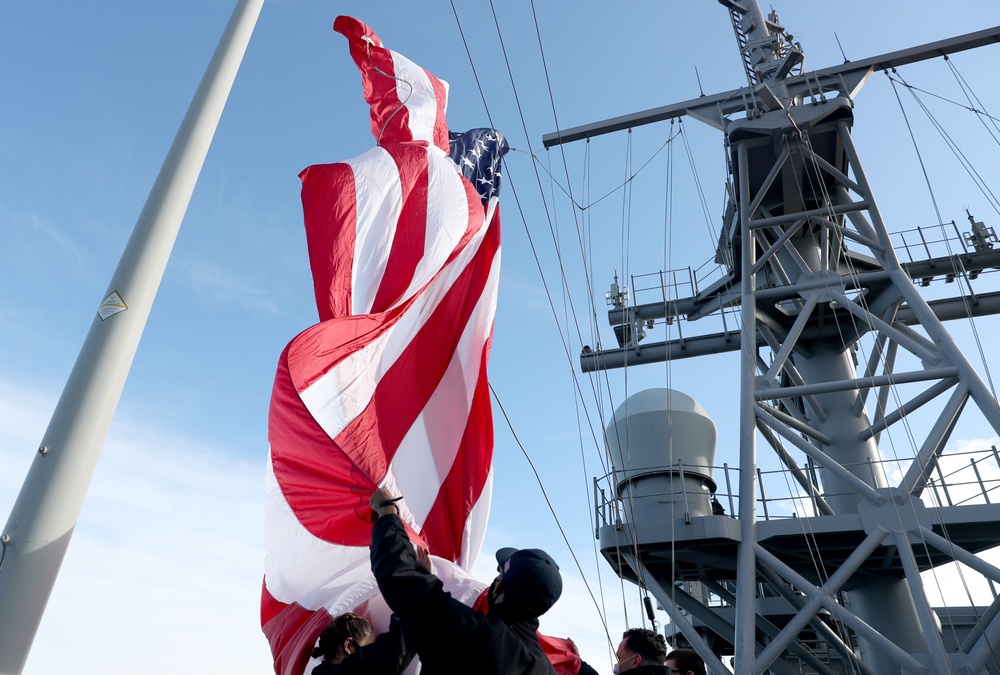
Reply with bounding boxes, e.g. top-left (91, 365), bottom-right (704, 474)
top-left (882, 72), bottom-right (1000, 129)
top-left (944, 55), bottom-right (1000, 148)
top-left (556, 139), bottom-right (618, 640)
top-left (792, 72), bottom-right (1000, 664)
top-left (449, 0), bottom-right (645, 652)
top-left (910, 58), bottom-right (1000, 397)
top-left (606, 126), bottom-right (658, 629)
top-left (884, 66), bottom-right (1000, 668)
top-left (457, 0), bottom-right (615, 482)
top-left (620, 130), bottom-right (634, 293)
top-left (612, 130), bottom-right (637, 627)
top-left (686, 119), bottom-right (822, 662)
top-left (887, 69), bottom-right (1000, 217)
top-left (518, 0), bottom-right (667, 633)
top-left (517, 132), bottom-right (679, 212)
top-left (449, 0), bottom-right (619, 643)
top-left (490, 382), bottom-right (613, 647)
top-left (662, 119), bottom-right (680, 632)
top-left (886, 67), bottom-right (1000, 399)
top-left (449, 2), bottom-right (1000, 667)
top-left (803, 120), bottom-right (948, 647)
top-left (679, 118), bottom-right (722, 250)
